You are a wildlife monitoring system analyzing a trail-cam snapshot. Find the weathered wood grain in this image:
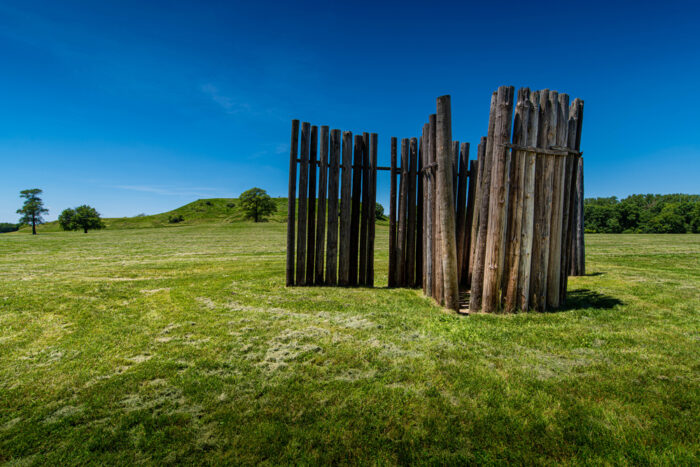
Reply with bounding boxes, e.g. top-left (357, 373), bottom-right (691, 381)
top-left (296, 122), bottom-right (310, 285)
top-left (326, 129), bottom-right (341, 285)
top-left (286, 119), bottom-right (299, 286)
top-left (314, 125), bottom-right (329, 285)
